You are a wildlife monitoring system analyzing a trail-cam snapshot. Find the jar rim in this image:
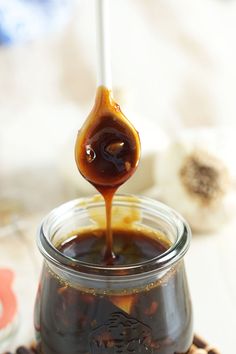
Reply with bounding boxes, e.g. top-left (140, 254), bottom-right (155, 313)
top-left (37, 194), bottom-right (191, 277)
